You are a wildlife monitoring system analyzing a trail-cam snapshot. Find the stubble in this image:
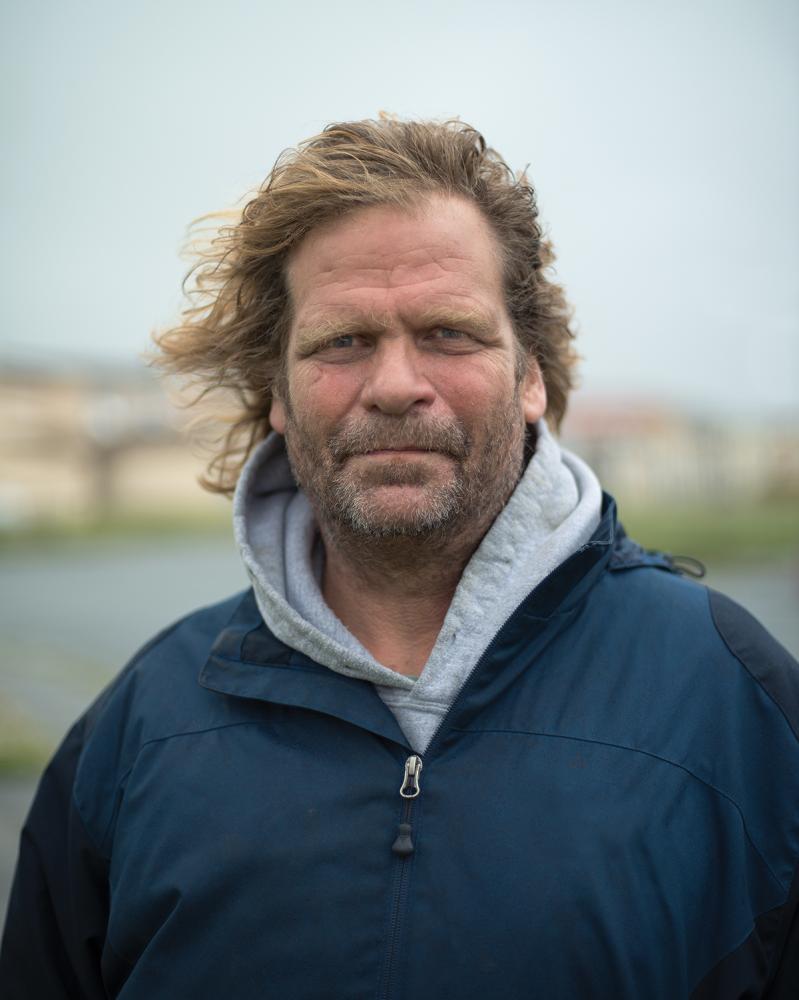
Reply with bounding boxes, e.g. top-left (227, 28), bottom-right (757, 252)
top-left (280, 393), bottom-right (528, 551)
